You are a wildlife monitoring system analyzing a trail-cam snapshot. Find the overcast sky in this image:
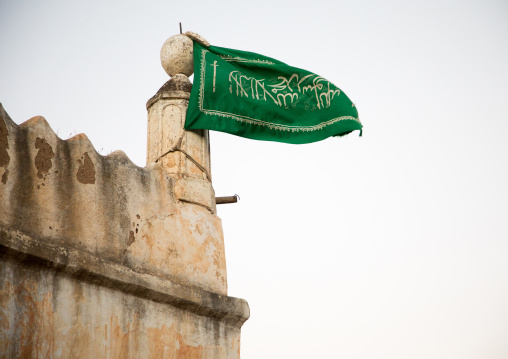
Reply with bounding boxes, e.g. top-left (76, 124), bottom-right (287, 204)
top-left (1, 0), bottom-right (508, 358)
